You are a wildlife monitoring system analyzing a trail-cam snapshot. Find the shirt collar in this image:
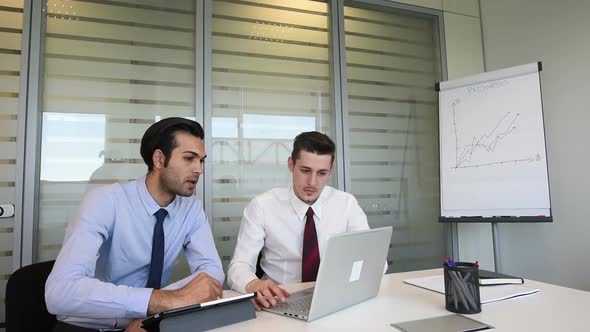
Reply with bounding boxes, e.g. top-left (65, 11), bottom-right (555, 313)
top-left (288, 186), bottom-right (325, 222)
top-left (136, 175), bottom-right (178, 219)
